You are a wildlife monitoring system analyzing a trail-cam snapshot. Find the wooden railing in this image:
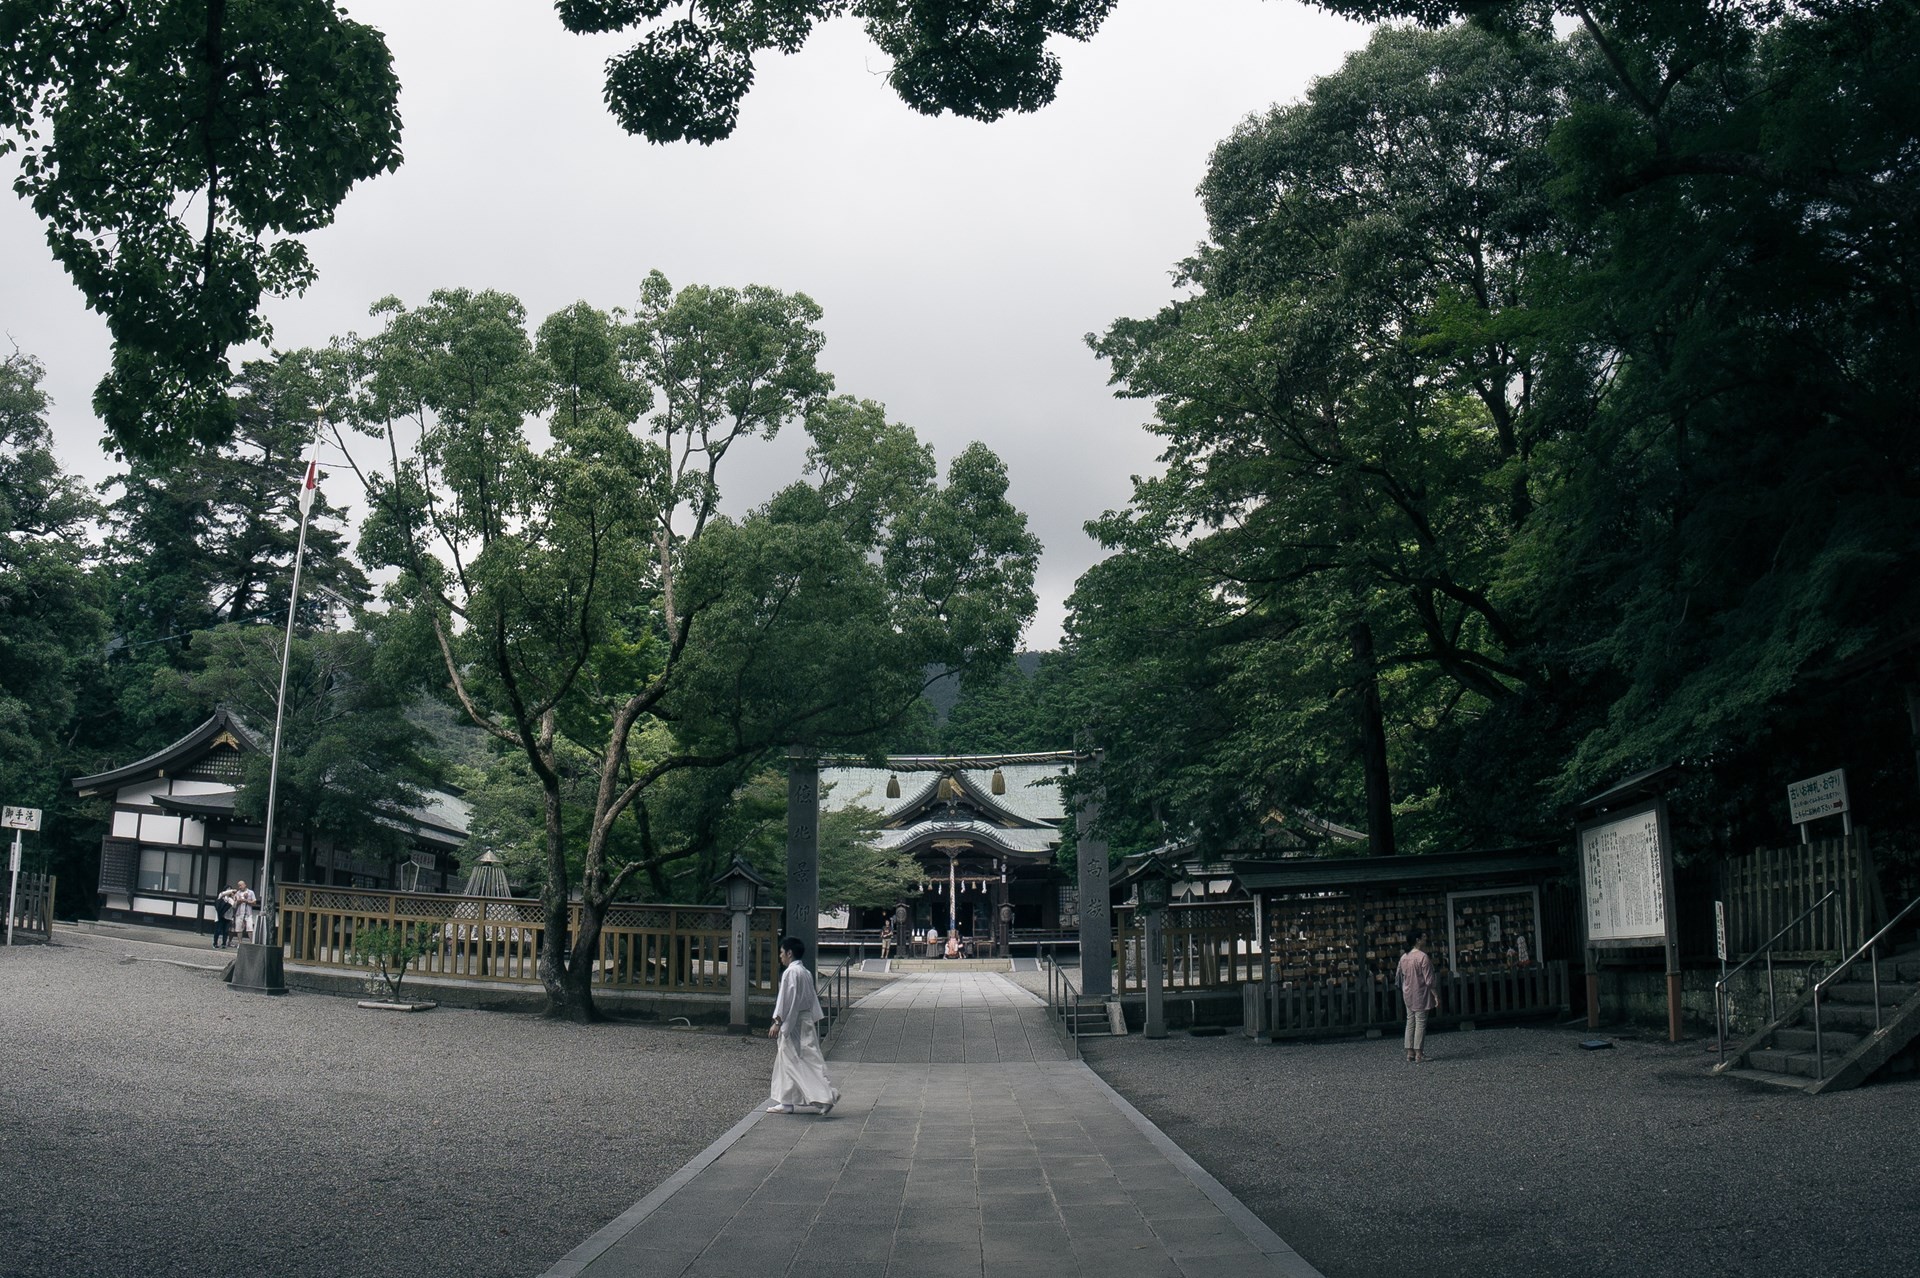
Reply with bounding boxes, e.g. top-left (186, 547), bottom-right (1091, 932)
top-left (1716, 835), bottom-right (1883, 960)
top-left (6, 872), bottom-right (56, 943)
top-left (278, 884), bottom-right (781, 993)
top-left (1265, 960), bottom-right (1570, 1040)
top-left (1114, 901), bottom-right (1262, 992)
